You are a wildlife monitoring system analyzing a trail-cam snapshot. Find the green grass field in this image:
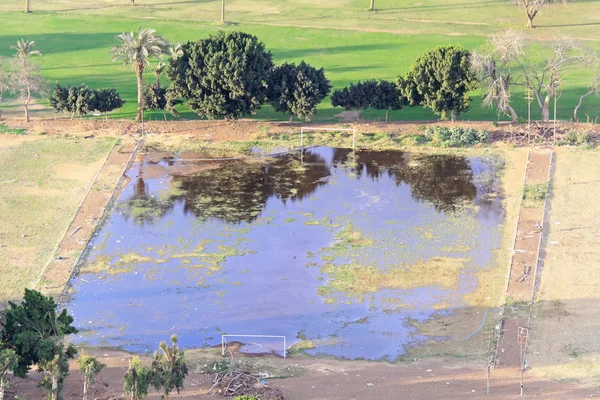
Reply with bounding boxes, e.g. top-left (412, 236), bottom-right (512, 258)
top-left (1, 0), bottom-right (599, 122)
